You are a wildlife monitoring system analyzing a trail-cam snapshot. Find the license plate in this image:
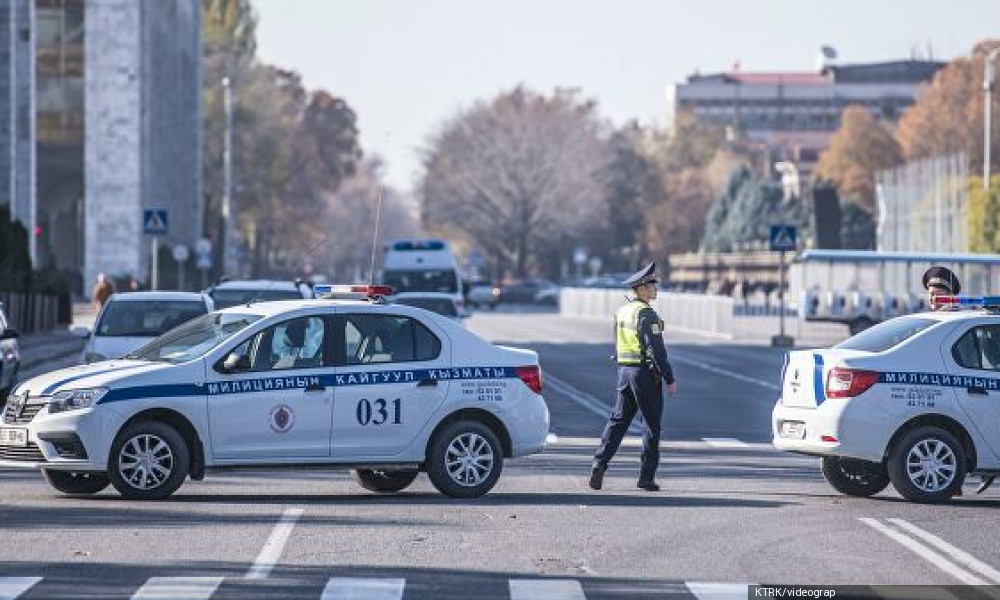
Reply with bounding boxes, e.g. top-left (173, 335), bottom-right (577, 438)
top-left (780, 421), bottom-right (806, 440)
top-left (0, 427), bottom-right (28, 447)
